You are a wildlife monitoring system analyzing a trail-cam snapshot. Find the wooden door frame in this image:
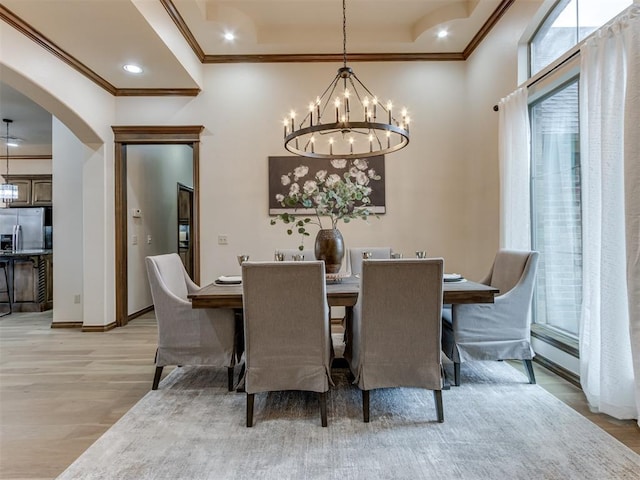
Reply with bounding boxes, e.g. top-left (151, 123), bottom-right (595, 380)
top-left (113, 126), bottom-right (203, 327)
